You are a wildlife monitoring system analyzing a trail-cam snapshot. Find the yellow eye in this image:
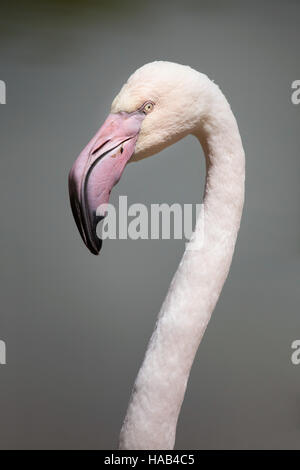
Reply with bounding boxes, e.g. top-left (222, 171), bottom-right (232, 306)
top-left (143, 101), bottom-right (154, 114)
